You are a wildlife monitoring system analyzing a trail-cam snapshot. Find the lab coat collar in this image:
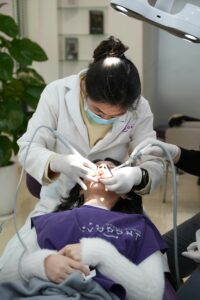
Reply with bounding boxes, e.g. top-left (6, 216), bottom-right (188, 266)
top-left (63, 69), bottom-right (87, 89)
